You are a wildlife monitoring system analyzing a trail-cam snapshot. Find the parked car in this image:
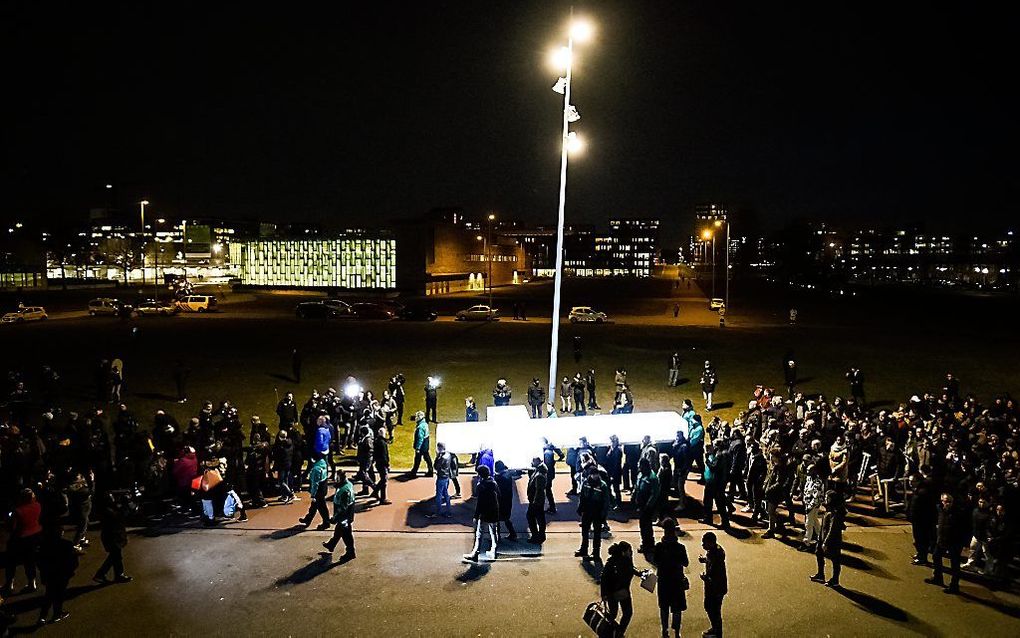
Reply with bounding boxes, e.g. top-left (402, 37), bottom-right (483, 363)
top-left (568, 306), bottom-right (608, 323)
top-left (350, 302), bottom-right (395, 320)
top-left (135, 298), bottom-right (179, 316)
top-left (2, 306), bottom-right (47, 323)
top-left (176, 295), bottom-right (218, 312)
top-left (455, 305), bottom-right (499, 321)
top-left (709, 298), bottom-right (725, 310)
top-left (398, 304), bottom-right (438, 321)
top-left (296, 299), bottom-right (352, 319)
top-left (88, 298), bottom-right (129, 316)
